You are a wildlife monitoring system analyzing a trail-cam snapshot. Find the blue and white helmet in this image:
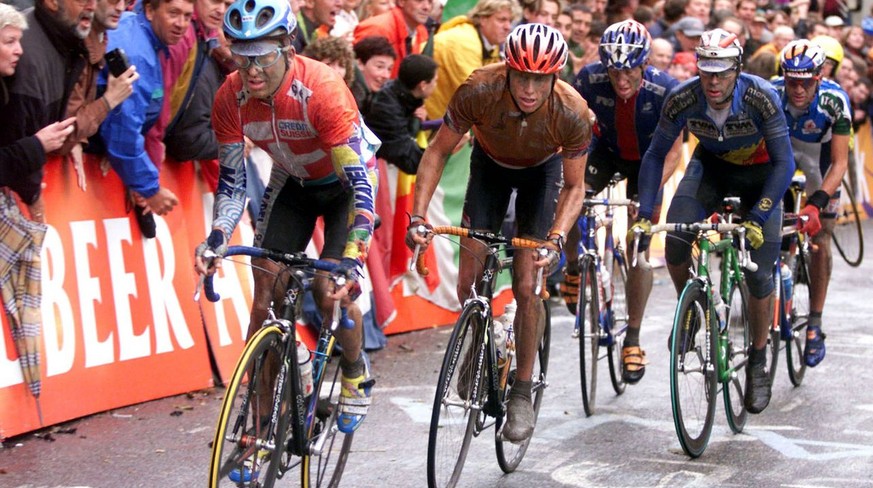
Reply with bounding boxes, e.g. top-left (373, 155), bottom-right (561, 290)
top-left (224, 0), bottom-right (297, 41)
top-left (780, 39), bottom-right (826, 78)
top-left (599, 20), bottom-right (652, 69)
